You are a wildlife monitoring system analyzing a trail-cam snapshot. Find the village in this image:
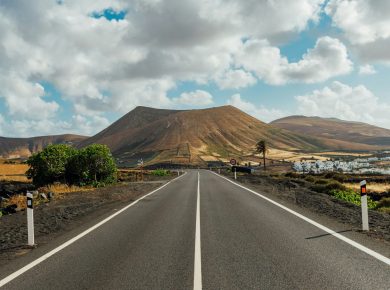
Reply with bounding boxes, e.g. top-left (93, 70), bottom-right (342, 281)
top-left (293, 156), bottom-right (390, 174)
